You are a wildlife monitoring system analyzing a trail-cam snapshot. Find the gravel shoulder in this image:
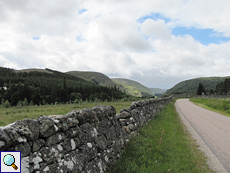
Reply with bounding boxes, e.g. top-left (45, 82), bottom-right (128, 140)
top-left (175, 99), bottom-right (230, 173)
